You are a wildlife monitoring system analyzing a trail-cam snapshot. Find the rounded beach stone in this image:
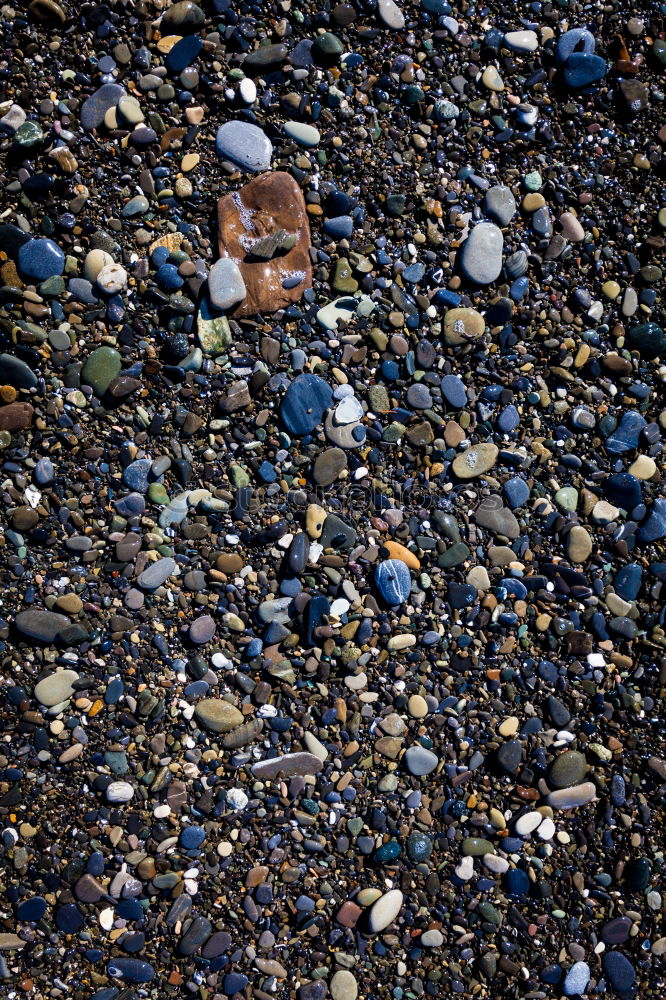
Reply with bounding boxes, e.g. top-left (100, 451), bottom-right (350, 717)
top-left (34, 669), bottom-right (79, 707)
top-left (452, 443), bottom-right (498, 479)
top-left (368, 889), bottom-right (403, 932)
top-left (460, 223), bottom-right (503, 284)
top-left (374, 559), bottom-right (411, 604)
top-left (195, 700), bottom-right (244, 733)
top-left (208, 258), bottom-right (247, 310)
top-left (215, 121), bottom-right (272, 172)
